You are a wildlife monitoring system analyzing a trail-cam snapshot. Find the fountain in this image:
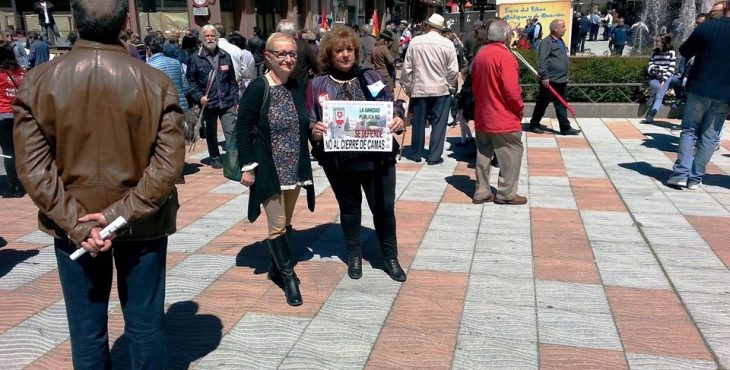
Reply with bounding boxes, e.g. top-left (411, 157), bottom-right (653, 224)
top-left (631, 0), bottom-right (699, 53)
